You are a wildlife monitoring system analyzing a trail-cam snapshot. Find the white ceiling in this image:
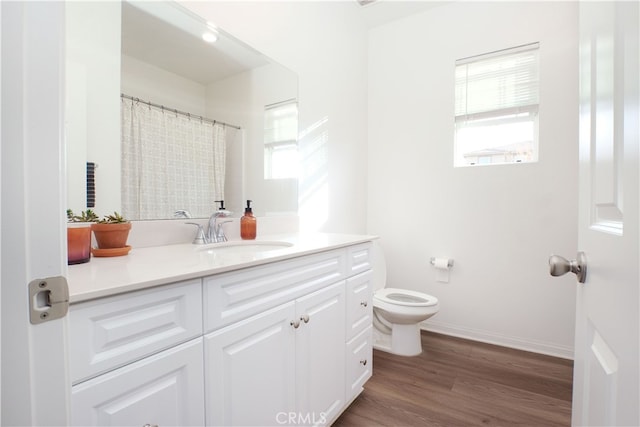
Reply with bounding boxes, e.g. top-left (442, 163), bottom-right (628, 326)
top-left (358, 0), bottom-right (449, 29)
top-left (121, 2), bottom-right (269, 85)
top-left (120, 1), bottom-right (447, 85)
